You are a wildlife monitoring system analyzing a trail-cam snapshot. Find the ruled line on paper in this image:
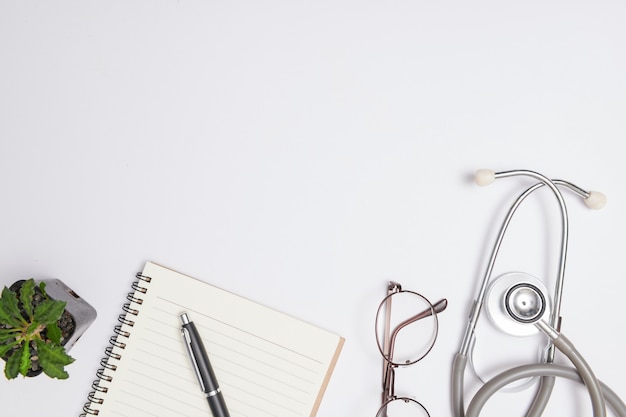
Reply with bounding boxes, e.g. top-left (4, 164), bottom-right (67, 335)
top-left (150, 297), bottom-right (326, 382)
top-left (155, 296), bottom-right (326, 364)
top-left (144, 299), bottom-right (319, 404)
top-left (143, 311), bottom-right (320, 380)
top-left (196, 324), bottom-right (321, 378)
top-left (115, 394), bottom-right (189, 417)
top-left (123, 344), bottom-right (306, 417)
